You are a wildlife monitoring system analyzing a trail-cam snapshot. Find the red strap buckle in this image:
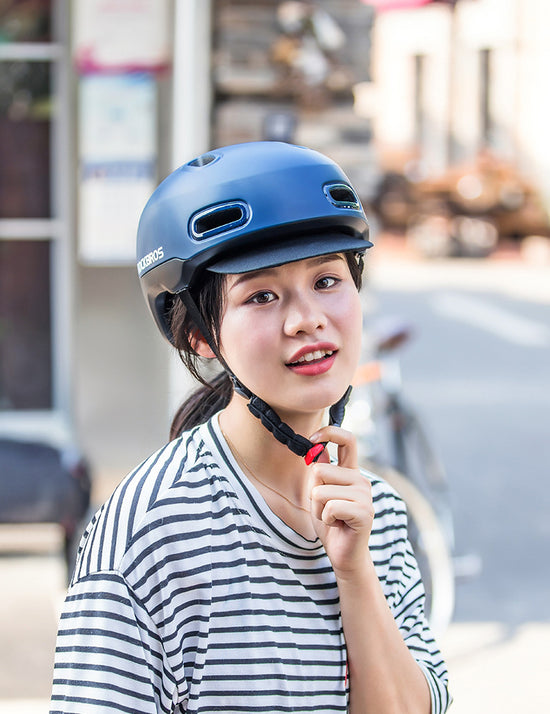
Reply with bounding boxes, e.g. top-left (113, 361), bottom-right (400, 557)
top-left (304, 443), bottom-right (325, 465)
